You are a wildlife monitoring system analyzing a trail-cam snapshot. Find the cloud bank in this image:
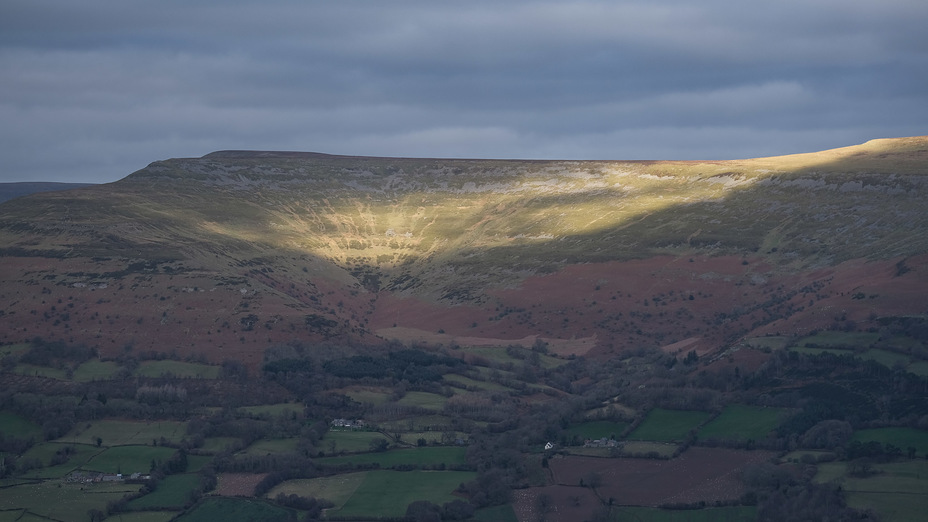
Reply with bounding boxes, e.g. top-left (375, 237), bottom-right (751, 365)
top-left (1, 1), bottom-right (926, 182)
